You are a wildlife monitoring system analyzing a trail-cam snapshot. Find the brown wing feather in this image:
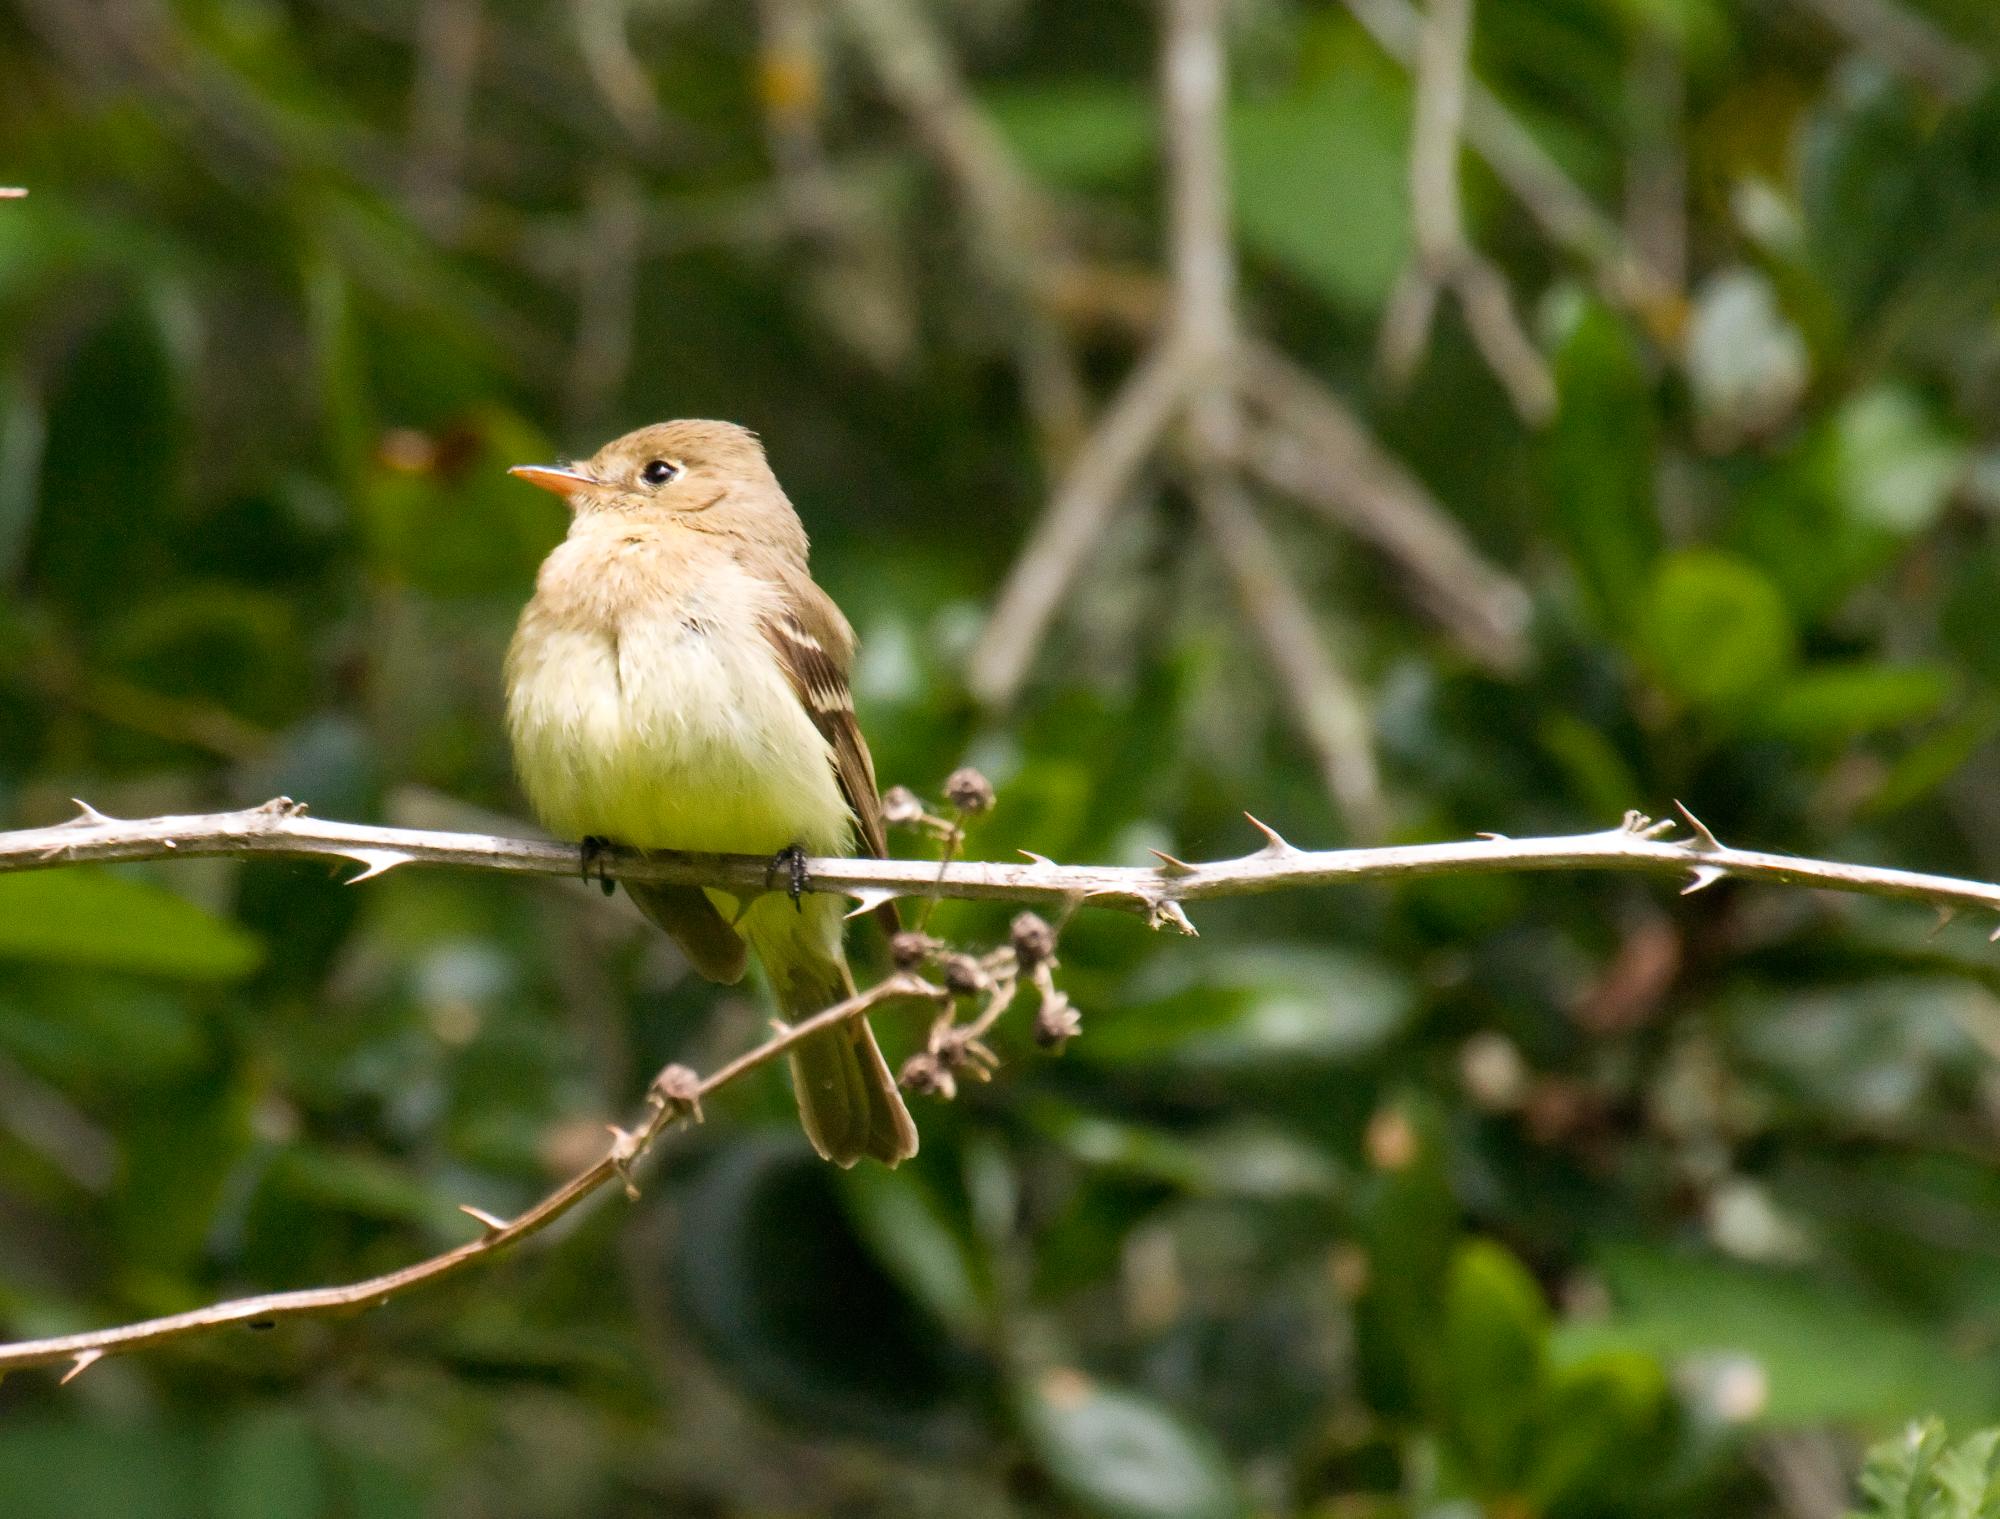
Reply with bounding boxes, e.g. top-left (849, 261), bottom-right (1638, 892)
top-left (761, 583), bottom-right (888, 860)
